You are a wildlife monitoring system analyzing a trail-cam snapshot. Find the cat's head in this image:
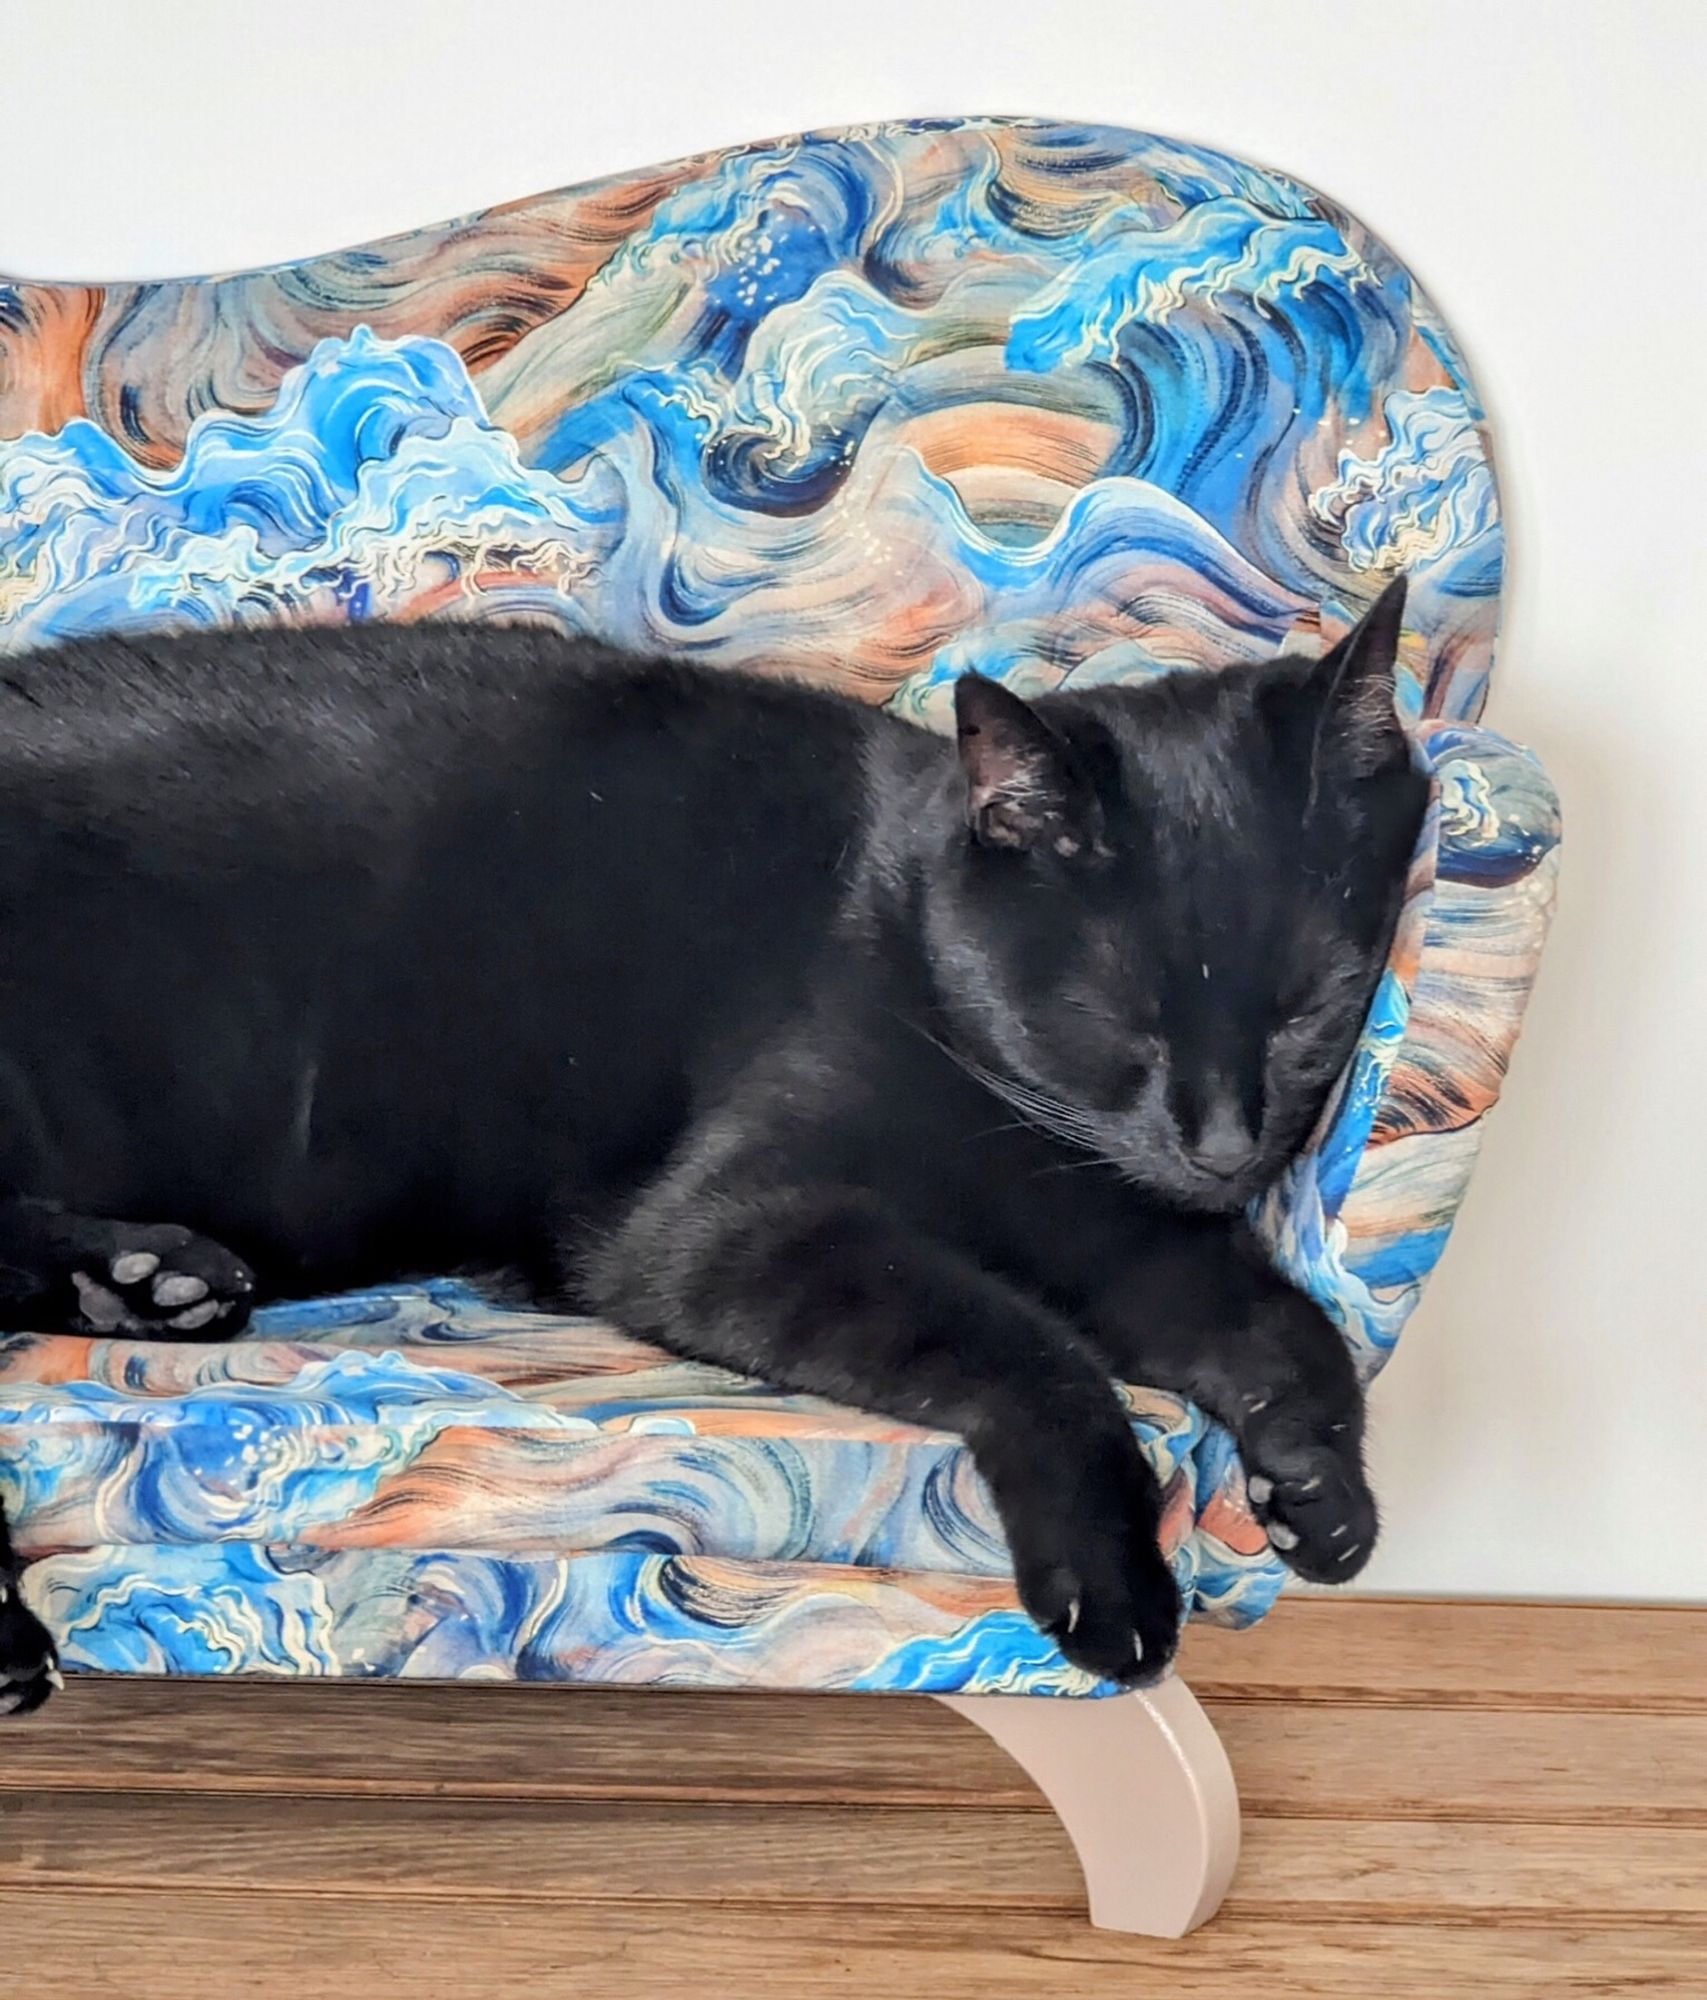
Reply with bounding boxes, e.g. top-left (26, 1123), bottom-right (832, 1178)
top-left (923, 578), bottom-right (1428, 1212)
